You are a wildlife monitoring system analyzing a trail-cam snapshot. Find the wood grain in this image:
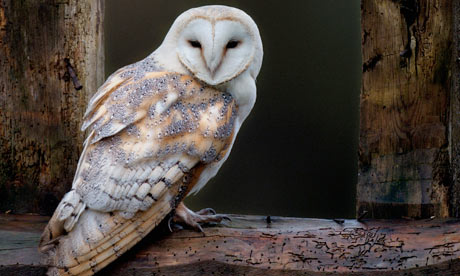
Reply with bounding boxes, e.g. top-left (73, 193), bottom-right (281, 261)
top-left (358, 0), bottom-right (453, 218)
top-left (450, 0), bottom-right (460, 218)
top-left (0, 0), bottom-right (104, 215)
top-left (1, 214), bottom-right (460, 275)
